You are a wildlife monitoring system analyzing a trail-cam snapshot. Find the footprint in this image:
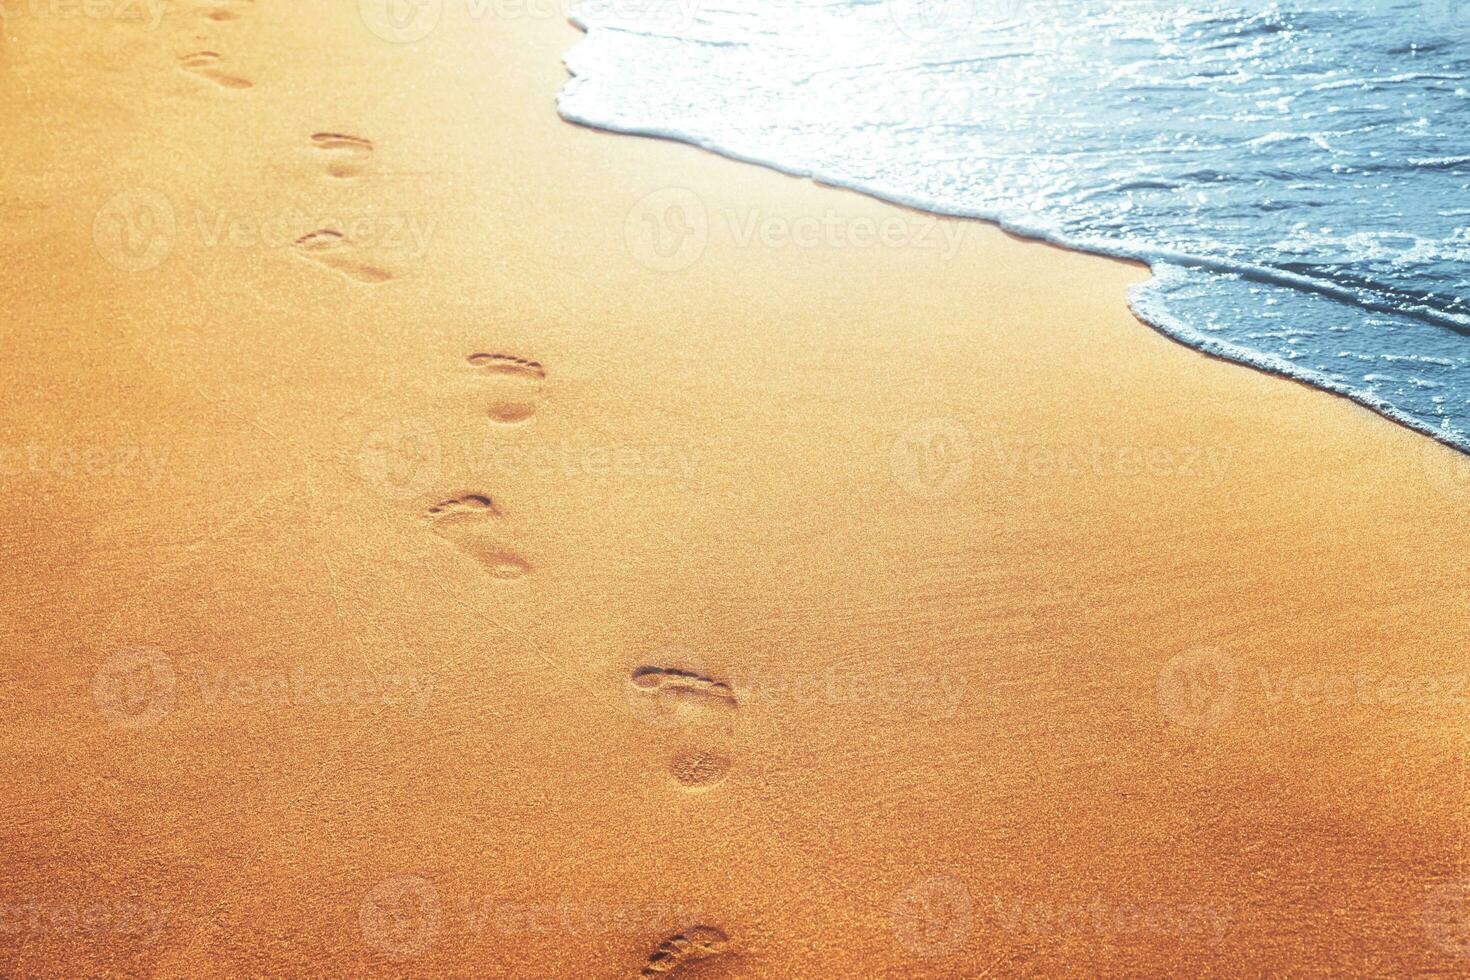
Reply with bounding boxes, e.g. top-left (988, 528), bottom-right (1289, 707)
top-left (467, 353), bottom-right (545, 424)
top-left (197, 0), bottom-right (253, 21)
top-left (628, 667), bottom-right (737, 790)
top-left (640, 925), bottom-right (731, 977)
top-left (668, 749), bottom-right (734, 790)
top-left (427, 494), bottom-right (498, 518)
top-left (311, 132), bottom-right (374, 179)
top-left (629, 667), bottom-right (736, 708)
top-left (425, 494), bottom-right (528, 579)
top-left (293, 230), bottom-right (394, 284)
top-left (179, 51), bottom-right (252, 89)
